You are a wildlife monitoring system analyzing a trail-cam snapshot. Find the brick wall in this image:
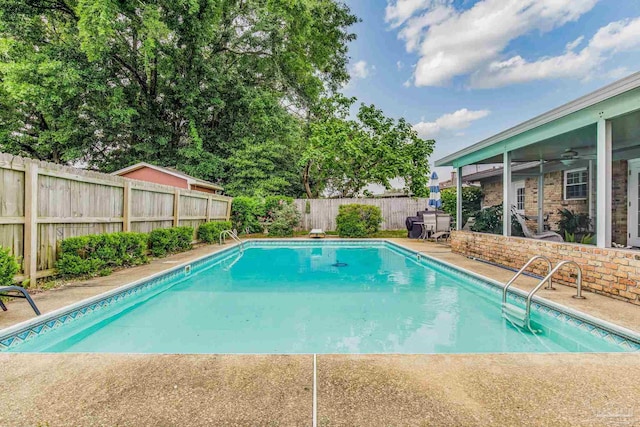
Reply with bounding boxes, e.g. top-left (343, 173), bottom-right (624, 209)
top-left (479, 160), bottom-right (628, 243)
top-left (451, 230), bottom-right (640, 305)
